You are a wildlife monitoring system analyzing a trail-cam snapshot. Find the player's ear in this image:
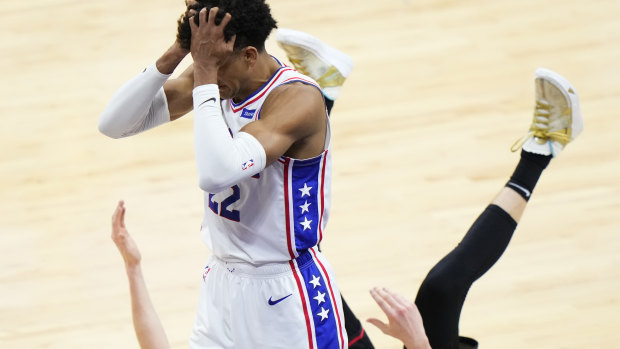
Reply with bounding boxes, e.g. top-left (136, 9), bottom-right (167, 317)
top-left (242, 47), bottom-right (259, 66)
